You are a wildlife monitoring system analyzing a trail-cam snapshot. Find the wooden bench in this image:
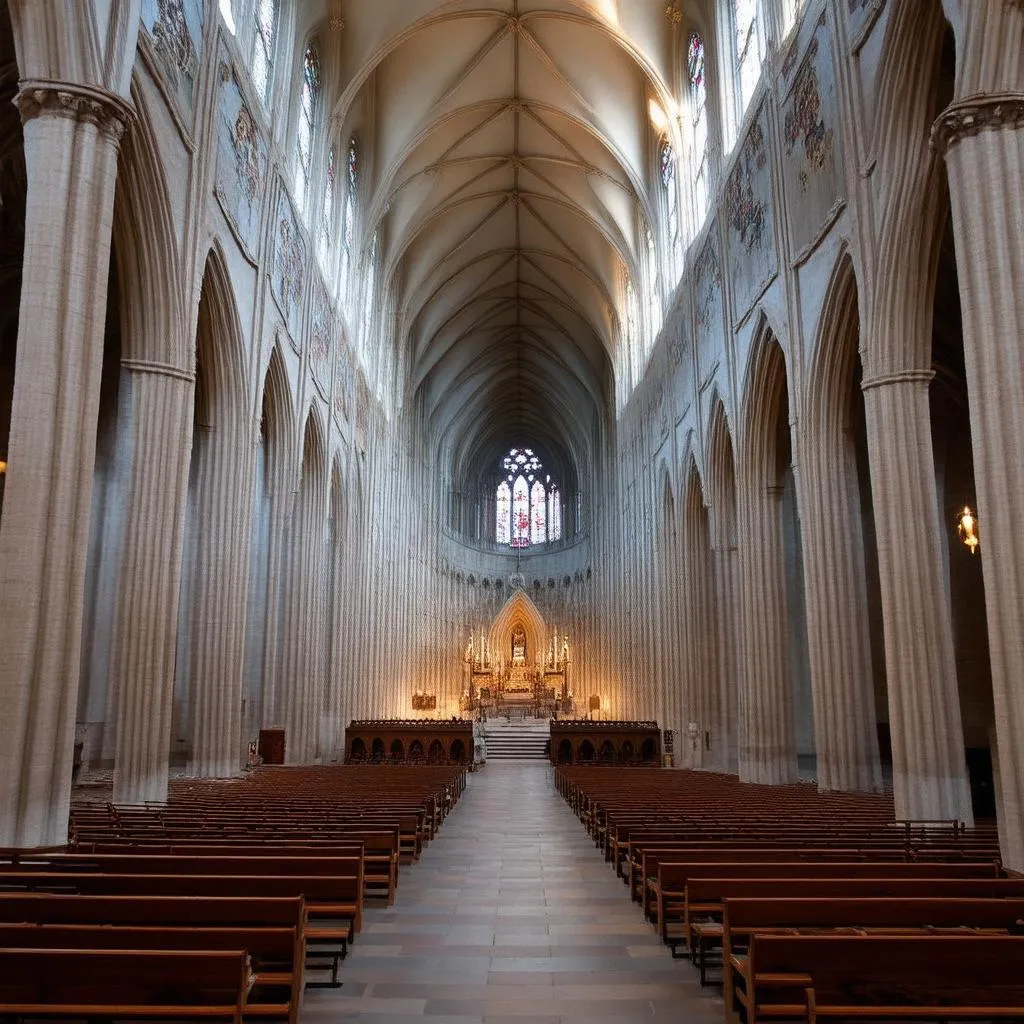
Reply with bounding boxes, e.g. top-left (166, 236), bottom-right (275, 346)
top-left (686, 877), bottom-right (1024, 982)
top-left (733, 933), bottom-right (1024, 1023)
top-left (0, 923), bottom-right (303, 1024)
top-left (0, 947), bottom-right (253, 1023)
top-left (723, 897), bottom-right (1024, 1008)
top-left (654, 860), bottom-right (1003, 945)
